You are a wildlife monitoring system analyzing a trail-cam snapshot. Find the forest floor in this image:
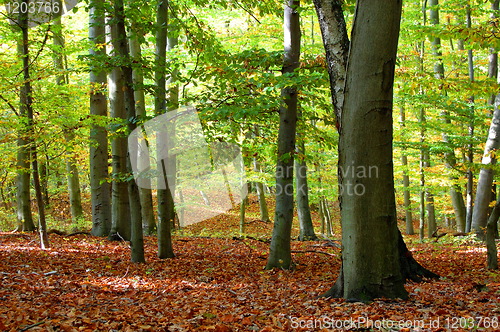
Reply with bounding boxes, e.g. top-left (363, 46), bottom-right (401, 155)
top-left (0, 196), bottom-right (499, 331)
